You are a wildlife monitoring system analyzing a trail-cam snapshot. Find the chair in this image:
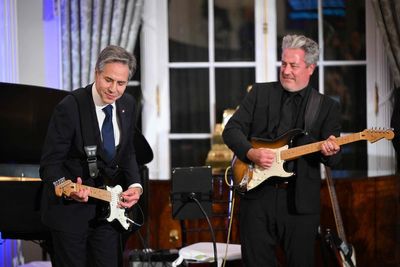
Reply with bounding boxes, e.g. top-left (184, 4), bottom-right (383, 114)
top-left (173, 242), bottom-right (241, 267)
